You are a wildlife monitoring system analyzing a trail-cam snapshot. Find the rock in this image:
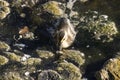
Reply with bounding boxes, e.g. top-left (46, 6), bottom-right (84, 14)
top-left (78, 11), bottom-right (118, 43)
top-left (38, 70), bottom-right (62, 80)
top-left (95, 55), bottom-right (120, 80)
top-left (0, 41), bottom-right (10, 51)
top-left (5, 52), bottom-right (21, 62)
top-left (10, 0), bottom-right (39, 8)
top-left (59, 50), bottom-right (85, 67)
top-left (0, 71), bottom-right (23, 80)
top-left (21, 57), bottom-right (42, 66)
top-left (42, 1), bottom-right (64, 16)
top-left (36, 50), bottom-right (55, 61)
top-left (0, 55), bottom-right (8, 66)
top-left (0, 0), bottom-right (10, 19)
top-left (56, 62), bottom-right (82, 80)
